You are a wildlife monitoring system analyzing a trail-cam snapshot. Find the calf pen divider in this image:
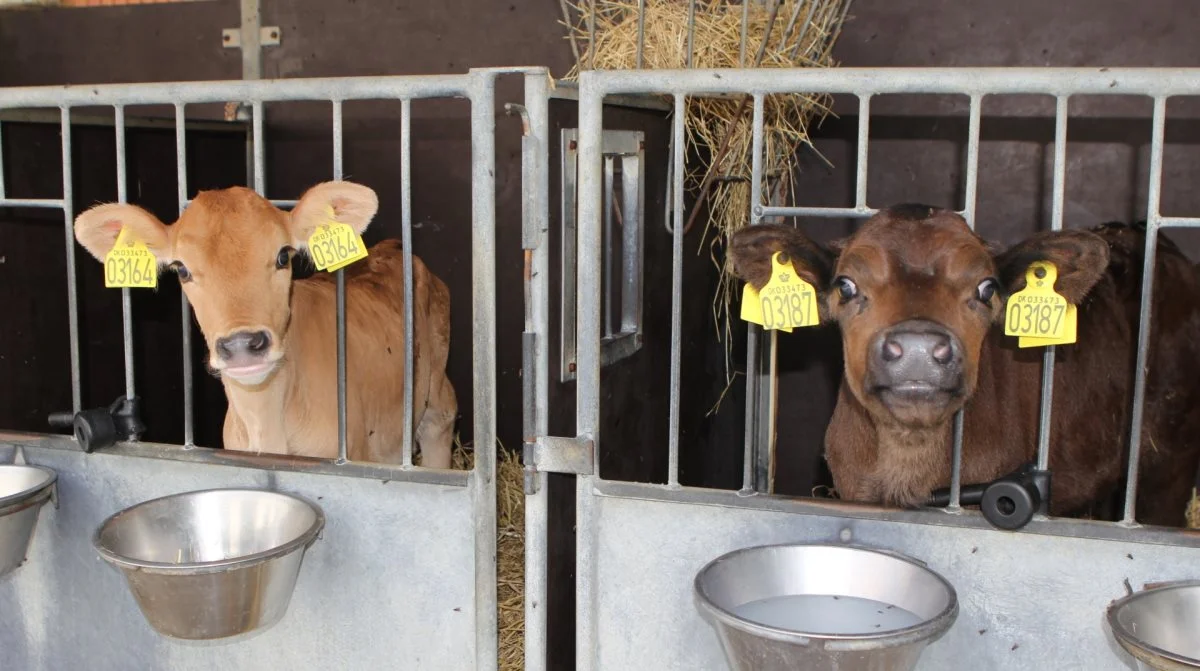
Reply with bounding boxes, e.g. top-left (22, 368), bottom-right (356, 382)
top-left (0, 67), bottom-right (557, 670)
top-left (522, 67), bottom-right (1200, 670)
